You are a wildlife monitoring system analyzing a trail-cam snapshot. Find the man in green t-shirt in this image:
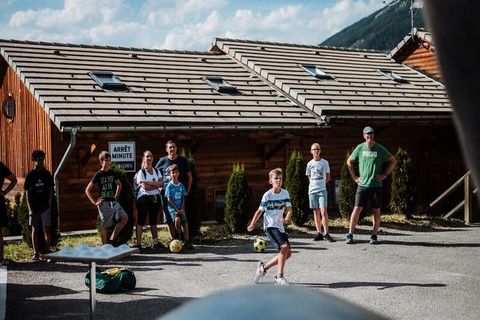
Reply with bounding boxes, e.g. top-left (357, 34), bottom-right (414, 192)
top-left (345, 126), bottom-right (396, 245)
